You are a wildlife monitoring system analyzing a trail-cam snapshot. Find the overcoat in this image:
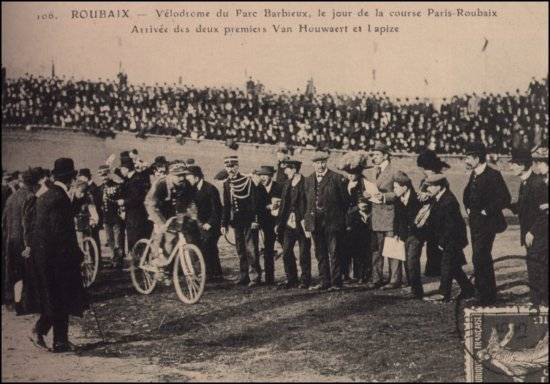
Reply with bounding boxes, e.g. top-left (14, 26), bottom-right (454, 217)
top-left (1, 186), bottom-right (35, 305)
top-left (27, 184), bottom-right (89, 317)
